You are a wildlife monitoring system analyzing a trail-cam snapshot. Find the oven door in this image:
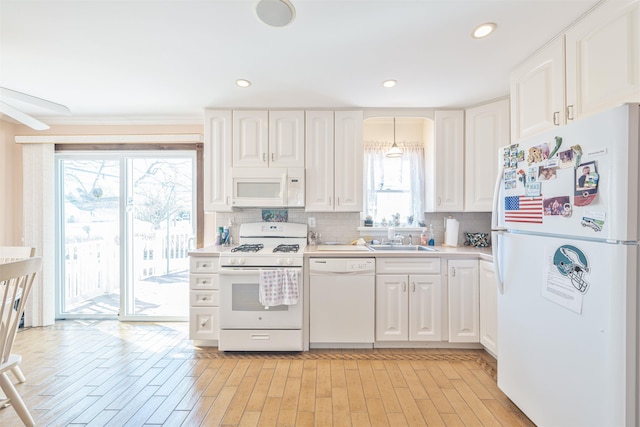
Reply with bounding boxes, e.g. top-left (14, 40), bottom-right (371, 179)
top-left (219, 268), bottom-right (303, 329)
